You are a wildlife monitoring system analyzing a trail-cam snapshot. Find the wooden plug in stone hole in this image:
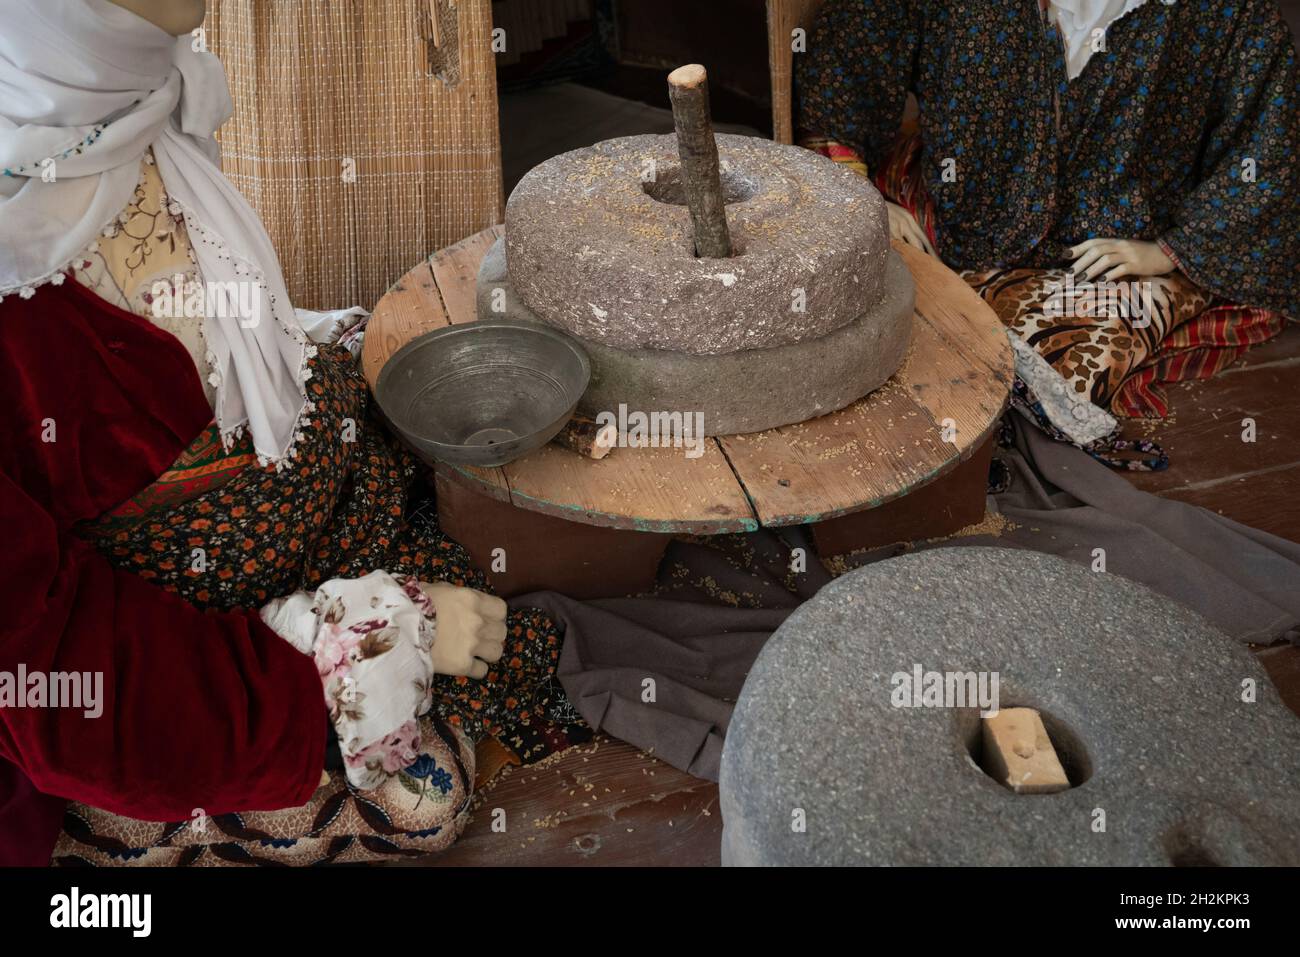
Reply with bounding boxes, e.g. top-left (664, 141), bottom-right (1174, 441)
top-left (980, 707), bottom-right (1071, 795)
